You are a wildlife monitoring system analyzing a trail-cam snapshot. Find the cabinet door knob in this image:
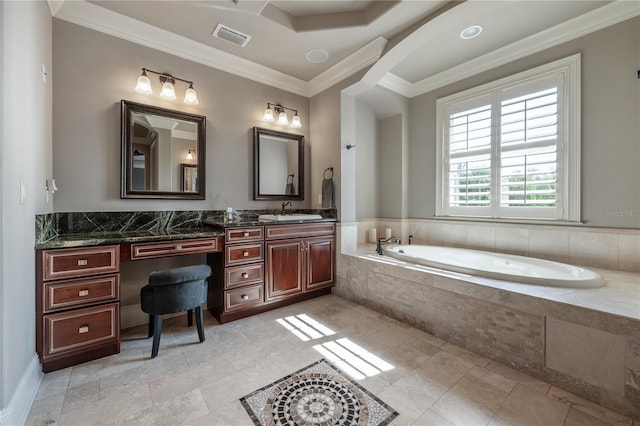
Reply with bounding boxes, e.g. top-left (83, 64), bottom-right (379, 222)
top-left (77, 259), bottom-right (88, 266)
top-left (78, 325), bottom-right (89, 334)
top-left (243, 251), bottom-right (249, 257)
top-left (78, 289), bottom-right (89, 297)
top-left (243, 232), bottom-right (250, 237)
top-left (241, 294), bottom-right (249, 300)
top-left (242, 272), bottom-right (249, 279)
